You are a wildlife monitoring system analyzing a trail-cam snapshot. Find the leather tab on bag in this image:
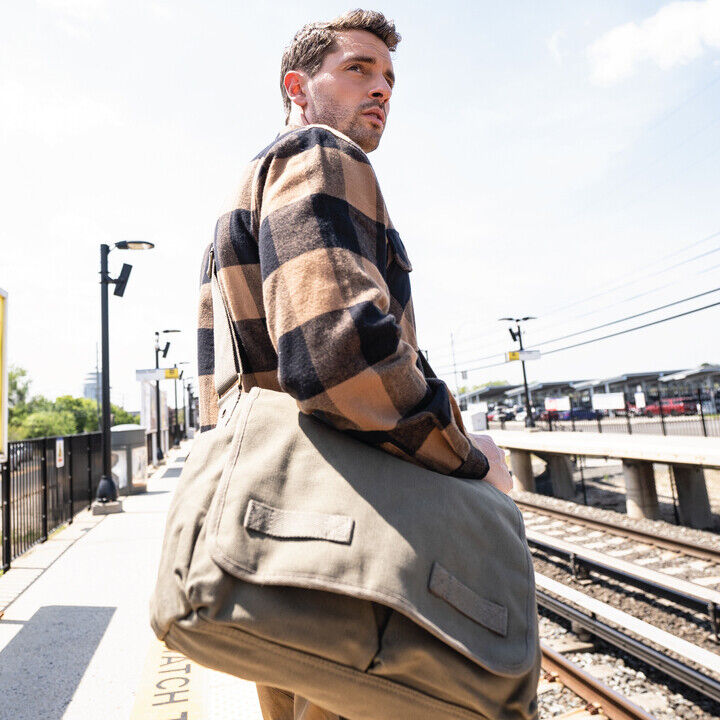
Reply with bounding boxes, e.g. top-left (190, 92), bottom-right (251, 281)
top-left (428, 562), bottom-right (507, 637)
top-left (244, 499), bottom-right (355, 545)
